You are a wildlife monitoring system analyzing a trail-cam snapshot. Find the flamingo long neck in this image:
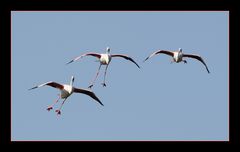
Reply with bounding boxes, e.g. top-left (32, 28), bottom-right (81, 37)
top-left (70, 77), bottom-right (74, 86)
